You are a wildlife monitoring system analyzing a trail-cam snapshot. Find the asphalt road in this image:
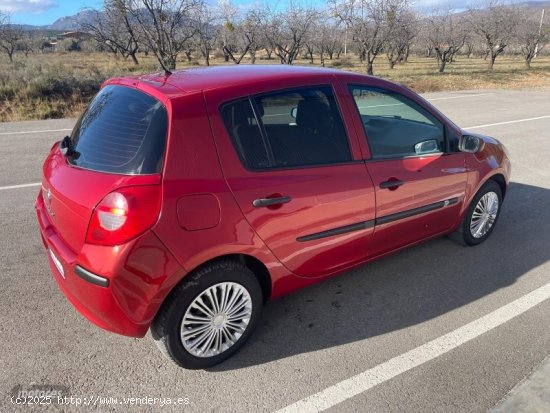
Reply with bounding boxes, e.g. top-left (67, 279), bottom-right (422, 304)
top-left (1, 89), bottom-right (549, 413)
